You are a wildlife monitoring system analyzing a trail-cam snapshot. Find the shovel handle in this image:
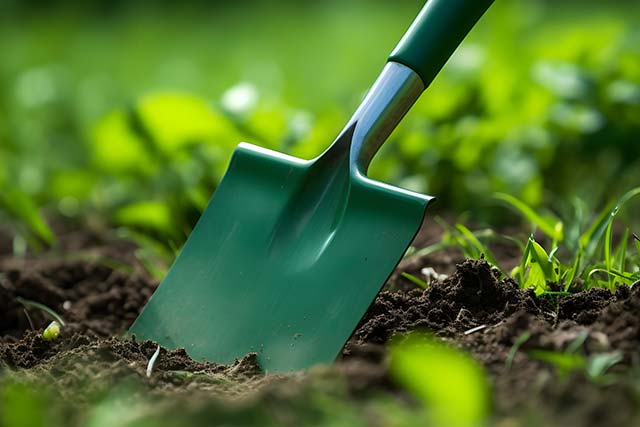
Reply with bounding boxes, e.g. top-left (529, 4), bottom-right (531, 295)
top-left (388, 0), bottom-right (494, 87)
